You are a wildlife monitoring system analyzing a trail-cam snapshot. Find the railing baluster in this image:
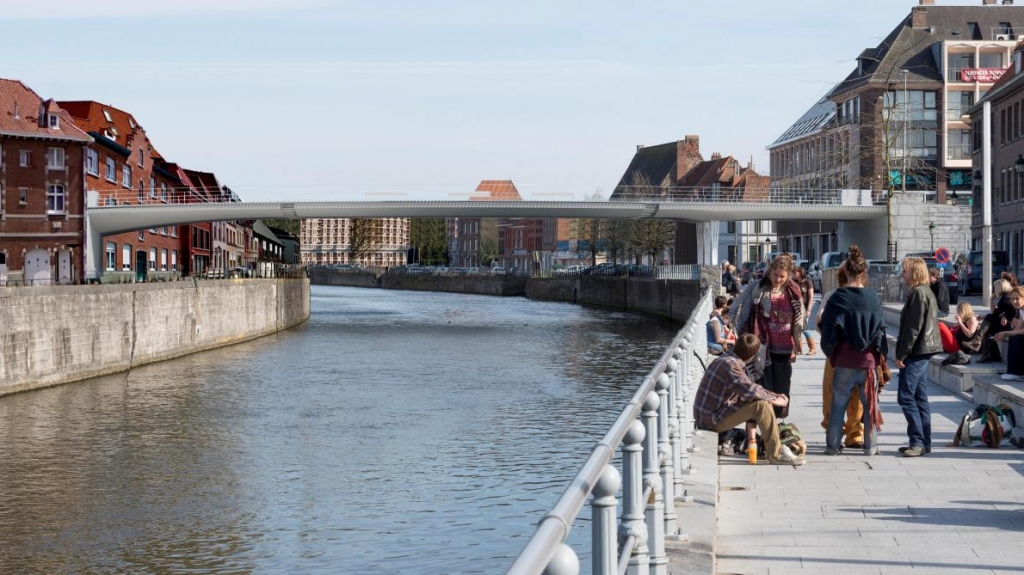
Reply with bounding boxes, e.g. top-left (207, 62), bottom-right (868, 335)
top-left (591, 465), bottom-right (621, 575)
top-left (655, 374), bottom-right (677, 539)
top-left (619, 420), bottom-right (649, 575)
top-left (642, 390), bottom-right (667, 575)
